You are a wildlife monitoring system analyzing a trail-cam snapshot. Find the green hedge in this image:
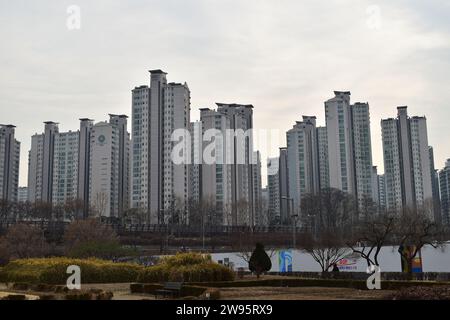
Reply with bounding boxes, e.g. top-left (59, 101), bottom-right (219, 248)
top-left (0, 254), bottom-right (234, 285)
top-left (0, 258), bottom-right (143, 284)
top-left (137, 253), bottom-right (234, 283)
top-left (137, 263), bottom-right (234, 283)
